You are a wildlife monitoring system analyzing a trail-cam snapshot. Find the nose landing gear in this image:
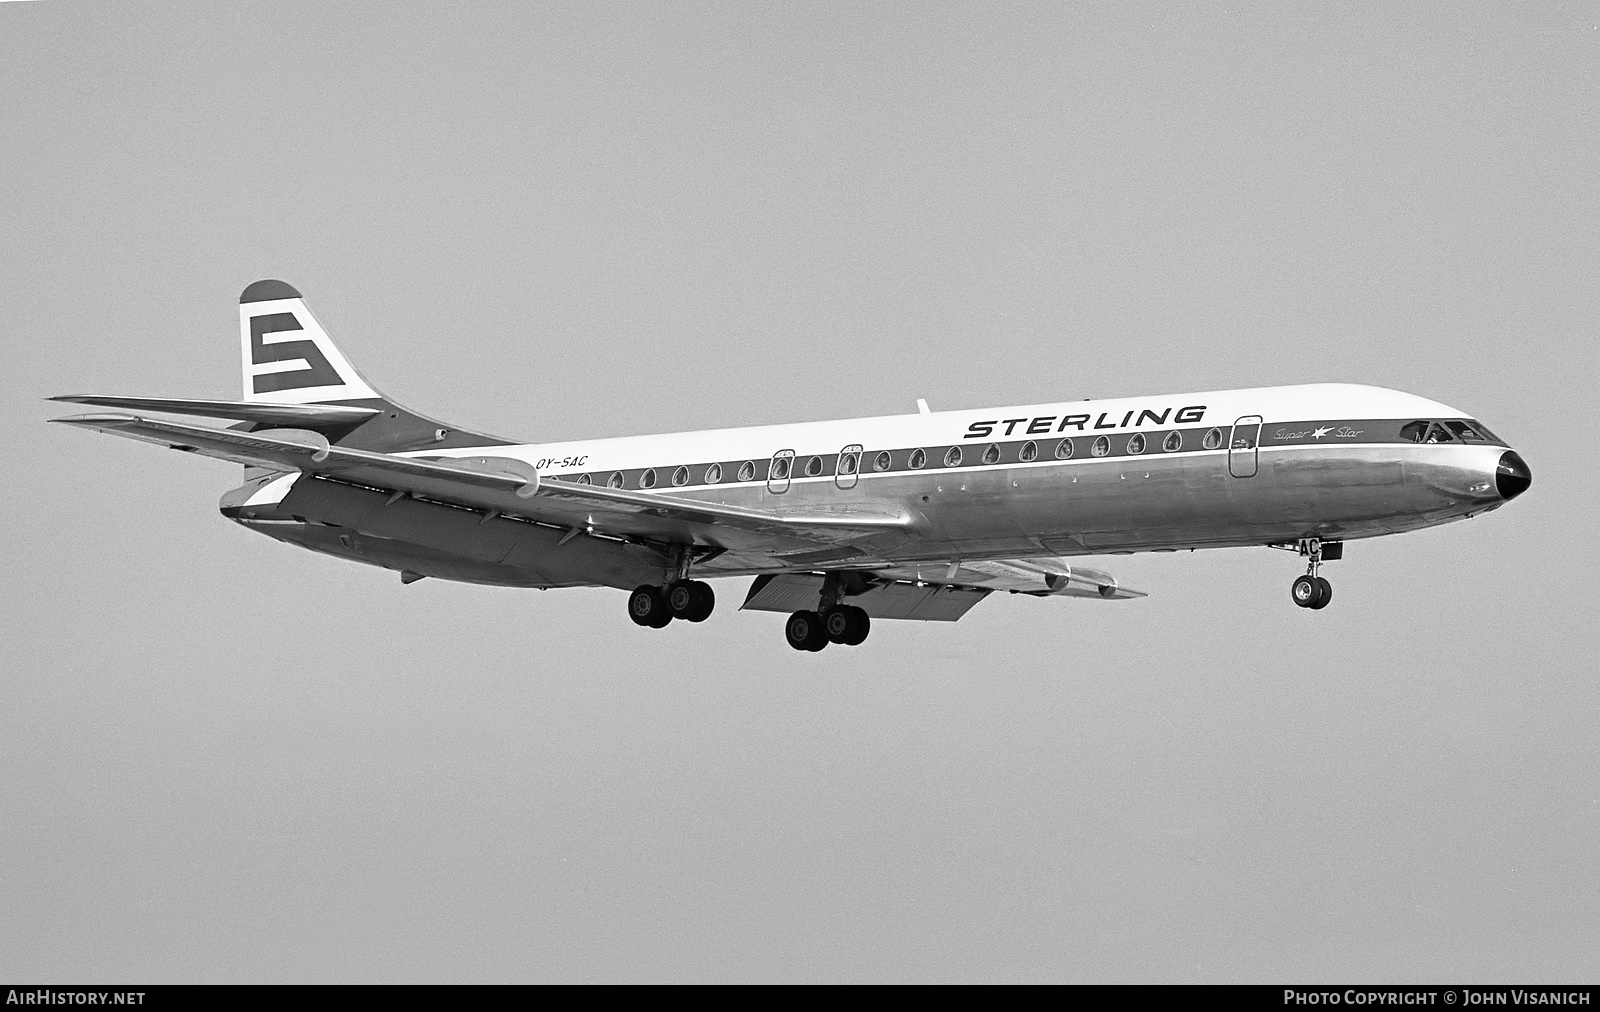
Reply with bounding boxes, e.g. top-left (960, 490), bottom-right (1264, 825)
top-left (1289, 538), bottom-right (1335, 610)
